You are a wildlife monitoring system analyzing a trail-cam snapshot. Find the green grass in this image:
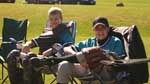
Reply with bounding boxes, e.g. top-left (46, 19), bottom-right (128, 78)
top-left (0, 0), bottom-right (150, 83)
